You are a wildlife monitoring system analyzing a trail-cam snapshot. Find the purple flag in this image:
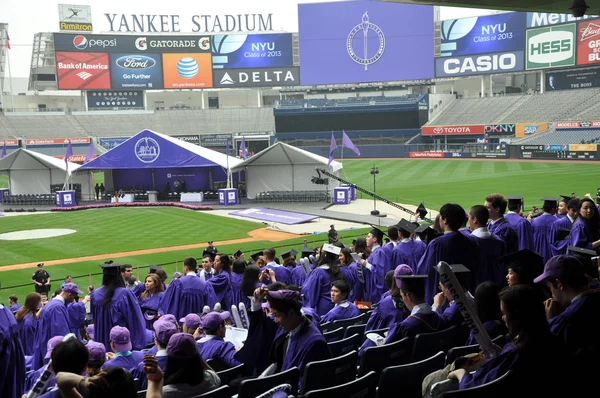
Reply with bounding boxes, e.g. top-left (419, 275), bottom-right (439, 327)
top-left (64, 140), bottom-right (73, 171)
top-left (0, 141), bottom-right (6, 159)
top-left (342, 131), bottom-right (360, 156)
top-left (84, 141), bottom-right (94, 163)
top-left (328, 133), bottom-right (337, 165)
top-left (240, 136), bottom-right (248, 159)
